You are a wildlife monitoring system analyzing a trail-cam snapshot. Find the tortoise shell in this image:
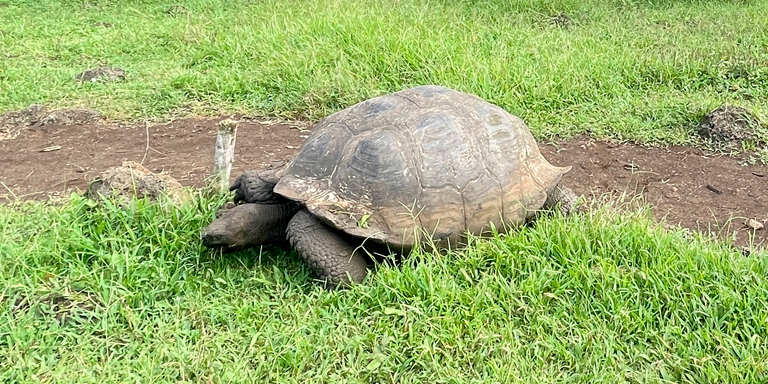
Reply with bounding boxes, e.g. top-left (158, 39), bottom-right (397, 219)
top-left (273, 85), bottom-right (569, 249)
